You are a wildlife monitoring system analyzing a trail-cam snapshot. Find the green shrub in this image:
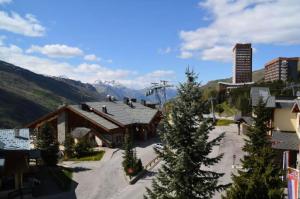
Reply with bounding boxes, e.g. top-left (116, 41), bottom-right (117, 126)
top-left (64, 133), bottom-right (75, 159)
top-left (74, 140), bottom-right (92, 158)
top-left (215, 104), bottom-right (224, 114)
top-left (122, 134), bottom-right (143, 176)
top-left (68, 151), bottom-right (105, 161)
top-left (37, 123), bottom-right (59, 166)
top-left (216, 102), bottom-right (238, 116)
